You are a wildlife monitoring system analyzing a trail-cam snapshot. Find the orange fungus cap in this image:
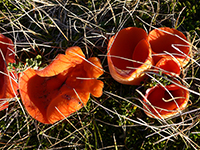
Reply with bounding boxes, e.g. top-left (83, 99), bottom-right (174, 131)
top-left (19, 46), bottom-right (104, 124)
top-left (0, 34), bottom-right (18, 111)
